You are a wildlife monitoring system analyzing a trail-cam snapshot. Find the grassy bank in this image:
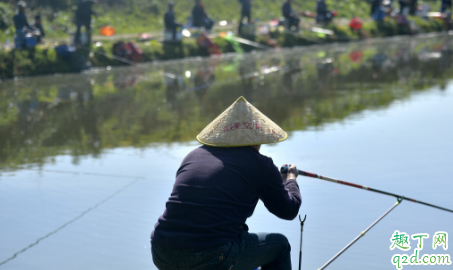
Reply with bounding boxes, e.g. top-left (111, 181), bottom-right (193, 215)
top-left (1, 12), bottom-right (449, 79)
top-left (0, 0), bottom-right (443, 42)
